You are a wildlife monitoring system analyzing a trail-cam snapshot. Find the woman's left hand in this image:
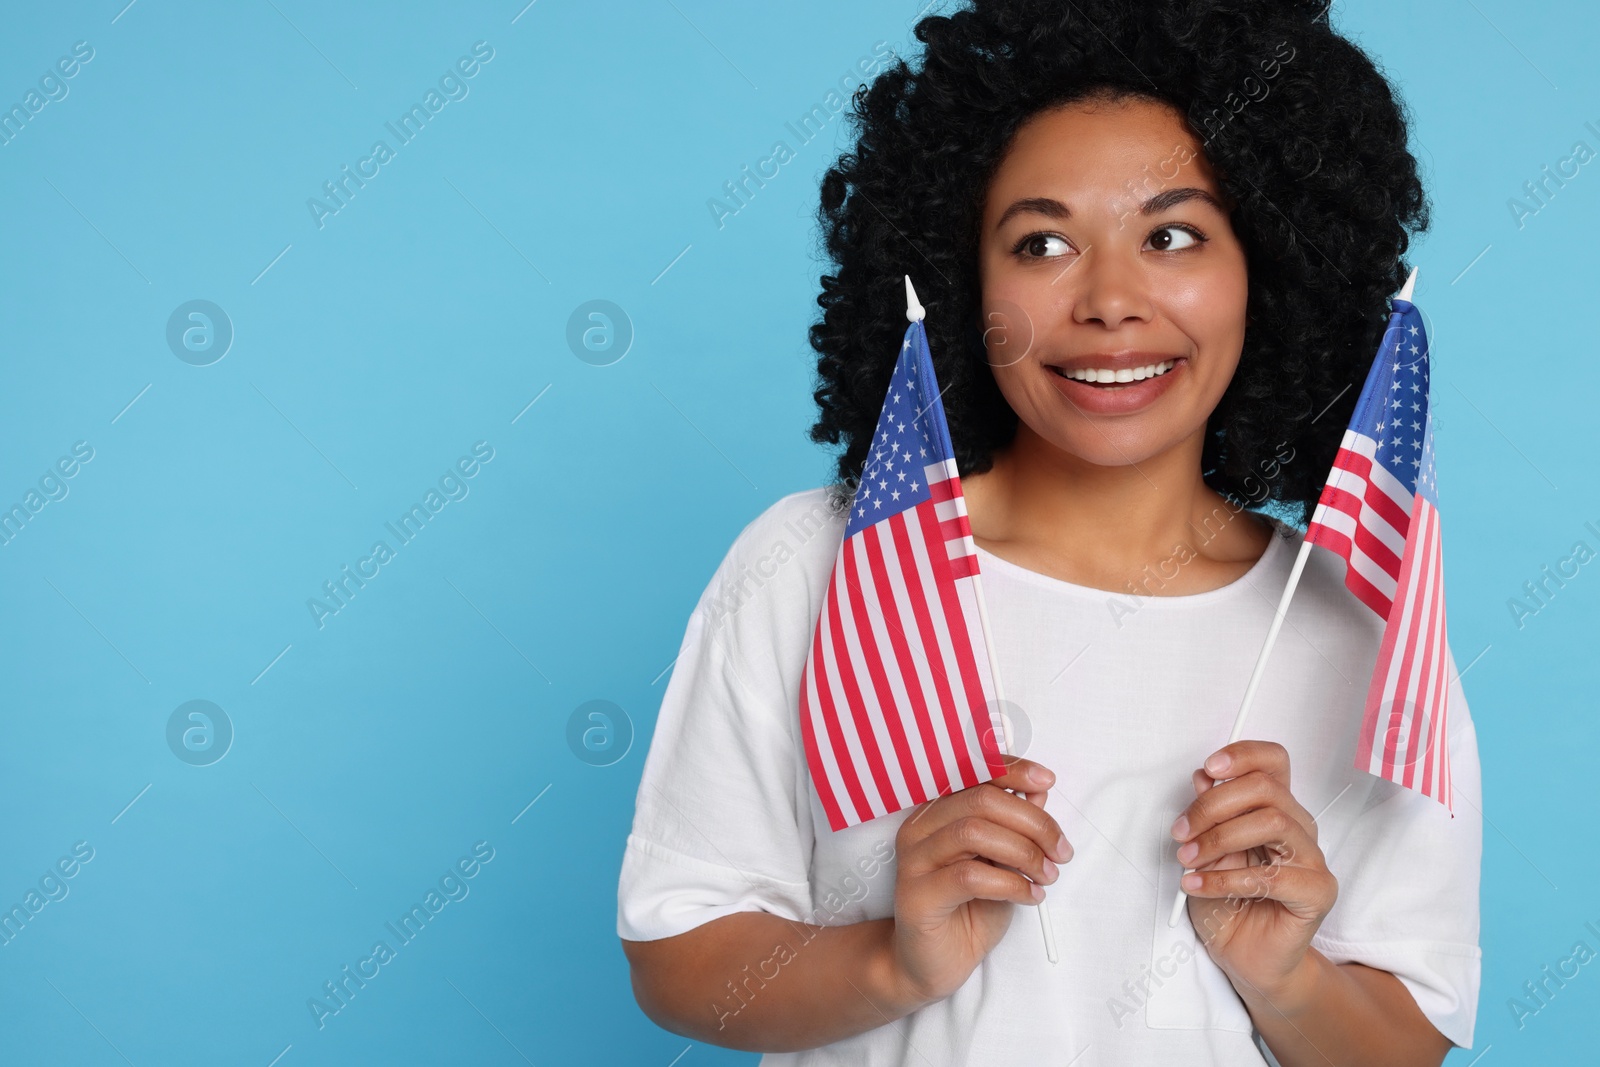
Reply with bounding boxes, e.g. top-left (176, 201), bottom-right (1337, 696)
top-left (1172, 740), bottom-right (1338, 1007)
